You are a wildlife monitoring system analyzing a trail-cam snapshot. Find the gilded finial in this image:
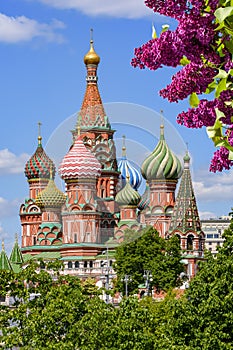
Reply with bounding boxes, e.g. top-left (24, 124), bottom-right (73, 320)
top-left (84, 29), bottom-right (100, 65)
top-left (126, 164), bottom-right (130, 183)
top-left (160, 110), bottom-right (164, 140)
top-left (90, 28), bottom-right (93, 43)
top-left (38, 122), bottom-right (42, 145)
top-left (77, 122), bottom-right (81, 136)
top-left (15, 233), bottom-right (18, 243)
top-left (122, 135), bottom-right (126, 157)
top-left (49, 165), bottom-right (53, 180)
